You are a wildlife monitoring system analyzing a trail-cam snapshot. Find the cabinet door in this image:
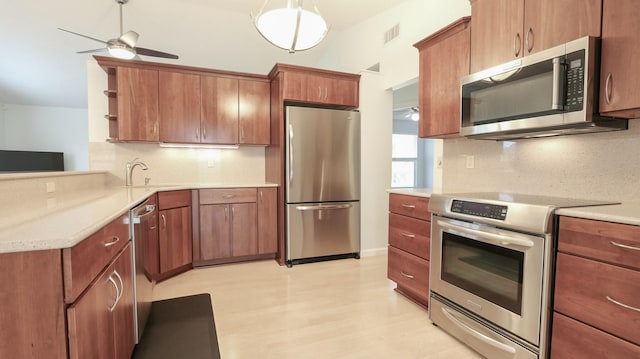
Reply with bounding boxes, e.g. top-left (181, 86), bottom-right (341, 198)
top-left (599, 0), bottom-right (640, 117)
top-left (159, 206), bottom-right (193, 273)
top-left (201, 76), bottom-right (239, 144)
top-left (470, 0), bottom-right (525, 73)
top-left (199, 204), bottom-right (231, 260)
top-left (257, 188), bottom-right (277, 254)
top-left (239, 79), bottom-right (270, 145)
top-left (159, 71), bottom-right (201, 143)
top-left (117, 67), bottom-right (159, 142)
top-left (523, 0), bottom-right (601, 55)
top-left (231, 203), bottom-right (258, 257)
top-left (67, 263), bottom-right (116, 359)
top-left (112, 245), bottom-right (135, 359)
top-left (419, 24), bottom-right (470, 138)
